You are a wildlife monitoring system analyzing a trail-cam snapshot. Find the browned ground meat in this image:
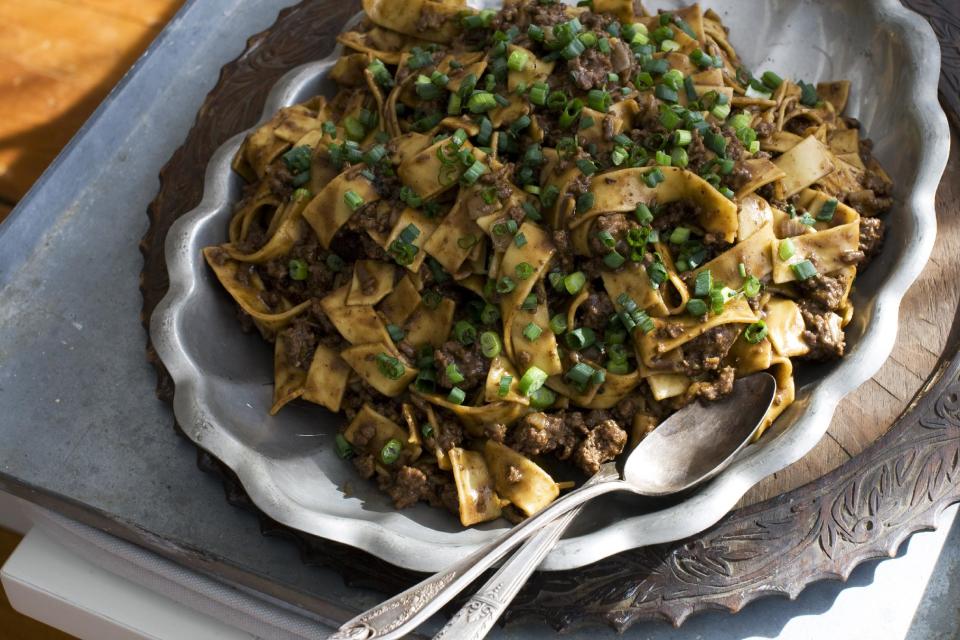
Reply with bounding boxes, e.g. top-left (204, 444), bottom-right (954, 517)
top-left (798, 272), bottom-right (848, 311)
top-left (434, 340), bottom-right (489, 390)
top-left (281, 317), bottom-right (317, 369)
top-left (352, 454), bottom-right (375, 479)
top-left (484, 422), bottom-right (507, 443)
top-left (511, 411), bottom-right (581, 459)
top-left (579, 292), bottom-right (615, 332)
top-left (381, 465), bottom-right (431, 509)
top-left (799, 302), bottom-right (845, 360)
top-left (434, 411), bottom-right (464, 453)
top-left (609, 38), bottom-right (634, 73)
top-left (670, 366), bottom-right (736, 408)
top-left (573, 420), bottom-right (627, 475)
top-left (652, 200), bottom-right (703, 232)
top-left (567, 48), bottom-right (612, 91)
top-left (858, 216), bottom-right (884, 265)
top-left (680, 325), bottom-right (739, 374)
top-left (588, 213), bottom-right (634, 257)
